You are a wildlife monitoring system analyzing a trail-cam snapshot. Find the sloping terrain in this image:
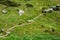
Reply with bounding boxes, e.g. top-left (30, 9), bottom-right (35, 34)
top-left (0, 0), bottom-right (60, 40)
